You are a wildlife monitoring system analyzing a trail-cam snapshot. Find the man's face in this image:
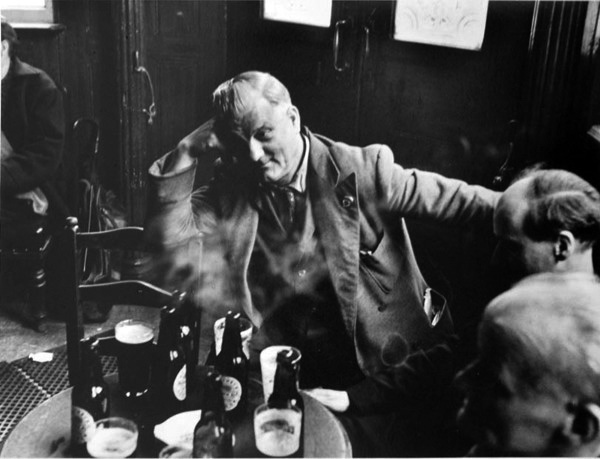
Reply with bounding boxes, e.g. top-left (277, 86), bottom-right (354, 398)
top-left (456, 342), bottom-right (571, 456)
top-left (492, 179), bottom-right (556, 279)
top-left (224, 90), bottom-right (302, 185)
